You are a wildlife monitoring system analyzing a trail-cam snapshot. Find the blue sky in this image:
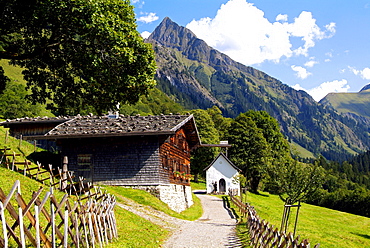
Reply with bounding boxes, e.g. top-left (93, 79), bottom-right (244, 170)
top-left (132, 0), bottom-right (370, 101)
